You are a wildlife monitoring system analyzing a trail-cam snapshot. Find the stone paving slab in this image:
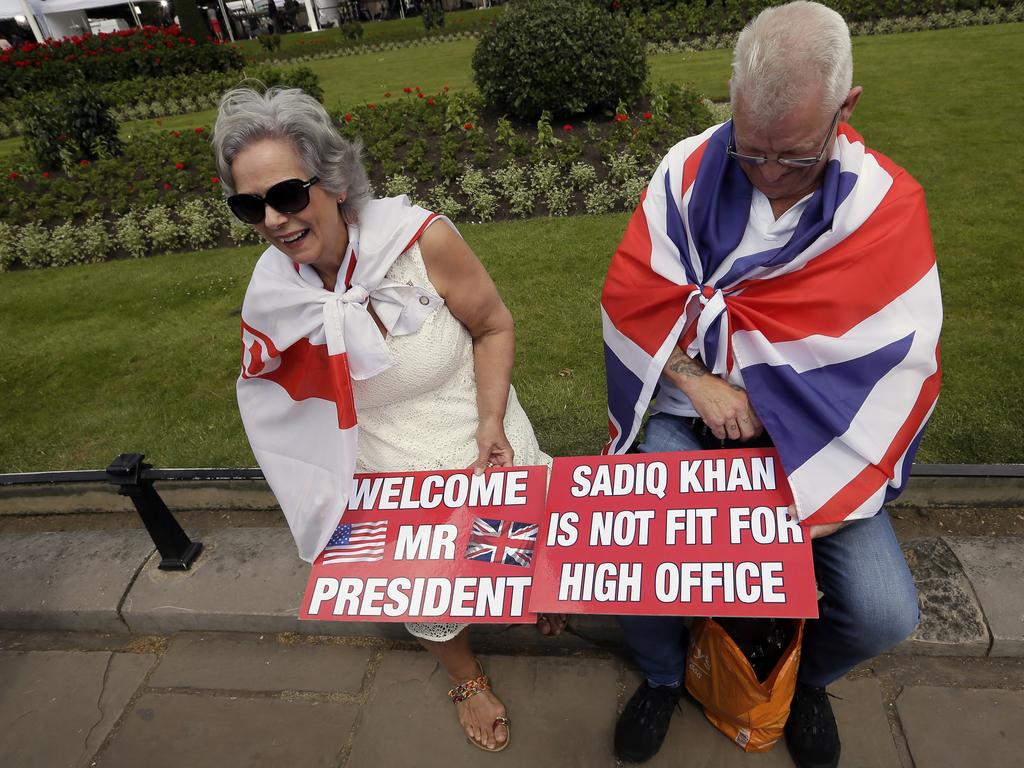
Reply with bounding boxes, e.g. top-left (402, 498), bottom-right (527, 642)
top-left (0, 650), bottom-right (155, 768)
top-left (897, 538), bottom-right (990, 656)
top-left (628, 672), bottom-right (899, 767)
top-left (121, 527), bottom-right (420, 639)
top-left (0, 530), bottom-right (154, 632)
top-left (897, 686), bottom-right (1024, 767)
top-left (349, 650), bottom-right (621, 767)
top-left (121, 528), bottom-right (311, 634)
top-left (95, 692), bottom-right (357, 768)
top-left (945, 536), bottom-right (1024, 656)
top-left (149, 633), bottom-right (373, 693)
